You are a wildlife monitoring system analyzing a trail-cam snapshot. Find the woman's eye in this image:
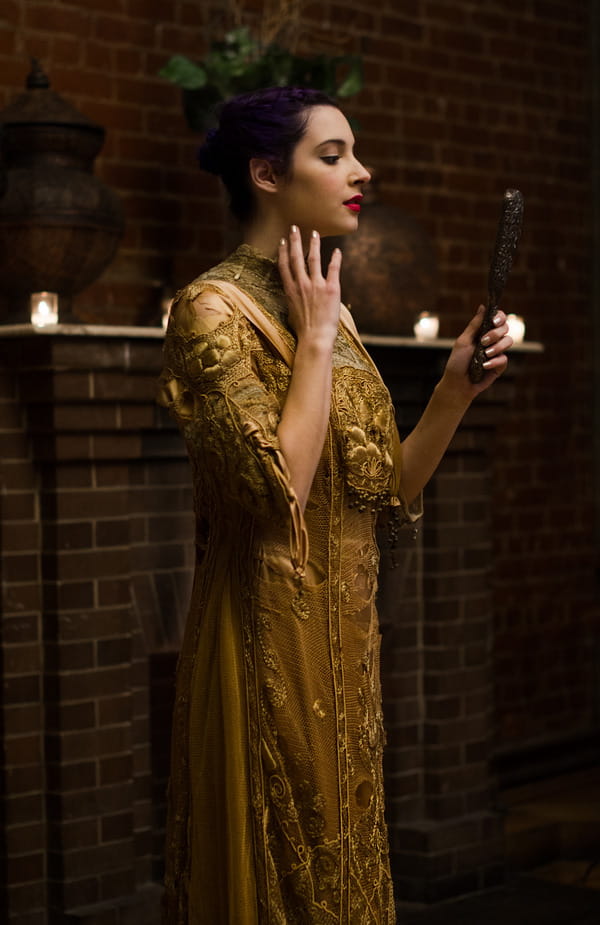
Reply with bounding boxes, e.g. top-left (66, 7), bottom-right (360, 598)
top-left (321, 155), bottom-right (340, 165)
